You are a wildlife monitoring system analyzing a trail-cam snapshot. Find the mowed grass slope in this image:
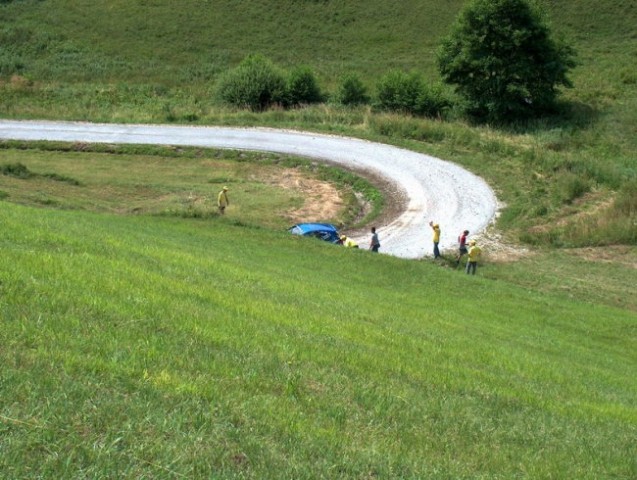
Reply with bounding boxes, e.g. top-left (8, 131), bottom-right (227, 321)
top-left (1, 203), bottom-right (636, 478)
top-left (0, 146), bottom-right (314, 227)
